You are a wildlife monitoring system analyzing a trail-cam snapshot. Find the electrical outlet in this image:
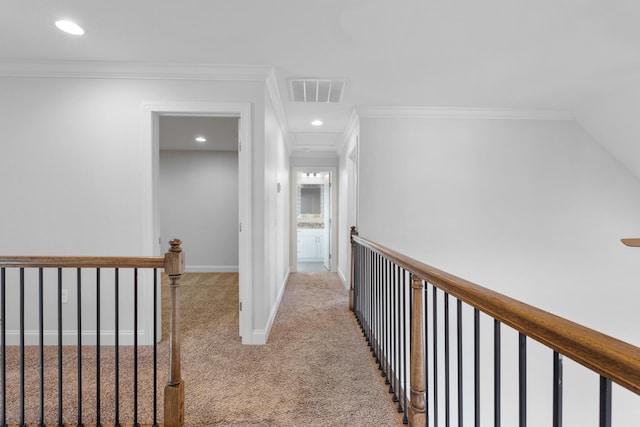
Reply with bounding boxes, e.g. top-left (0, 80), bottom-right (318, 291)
top-left (61, 289), bottom-right (68, 304)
